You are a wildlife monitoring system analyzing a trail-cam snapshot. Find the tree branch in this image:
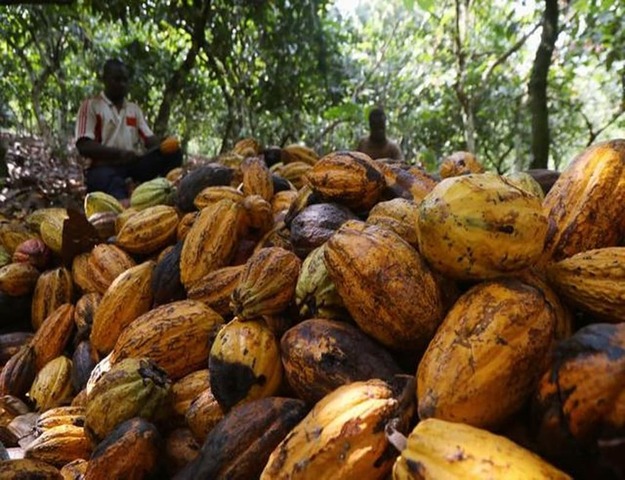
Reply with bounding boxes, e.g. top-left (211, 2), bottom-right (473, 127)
top-left (482, 22), bottom-right (541, 83)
